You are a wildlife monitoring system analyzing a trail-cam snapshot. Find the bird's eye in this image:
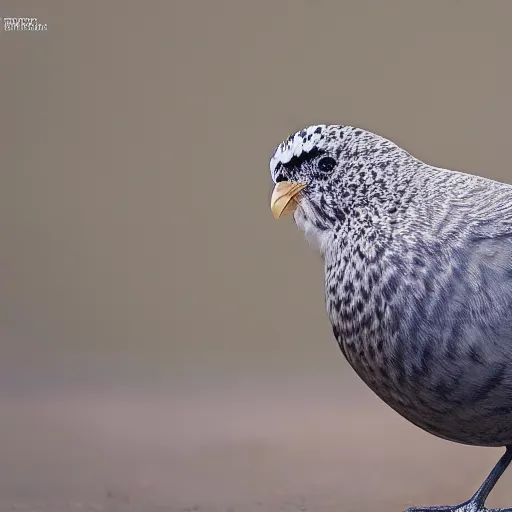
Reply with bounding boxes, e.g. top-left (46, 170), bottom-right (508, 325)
top-left (317, 156), bottom-right (336, 173)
